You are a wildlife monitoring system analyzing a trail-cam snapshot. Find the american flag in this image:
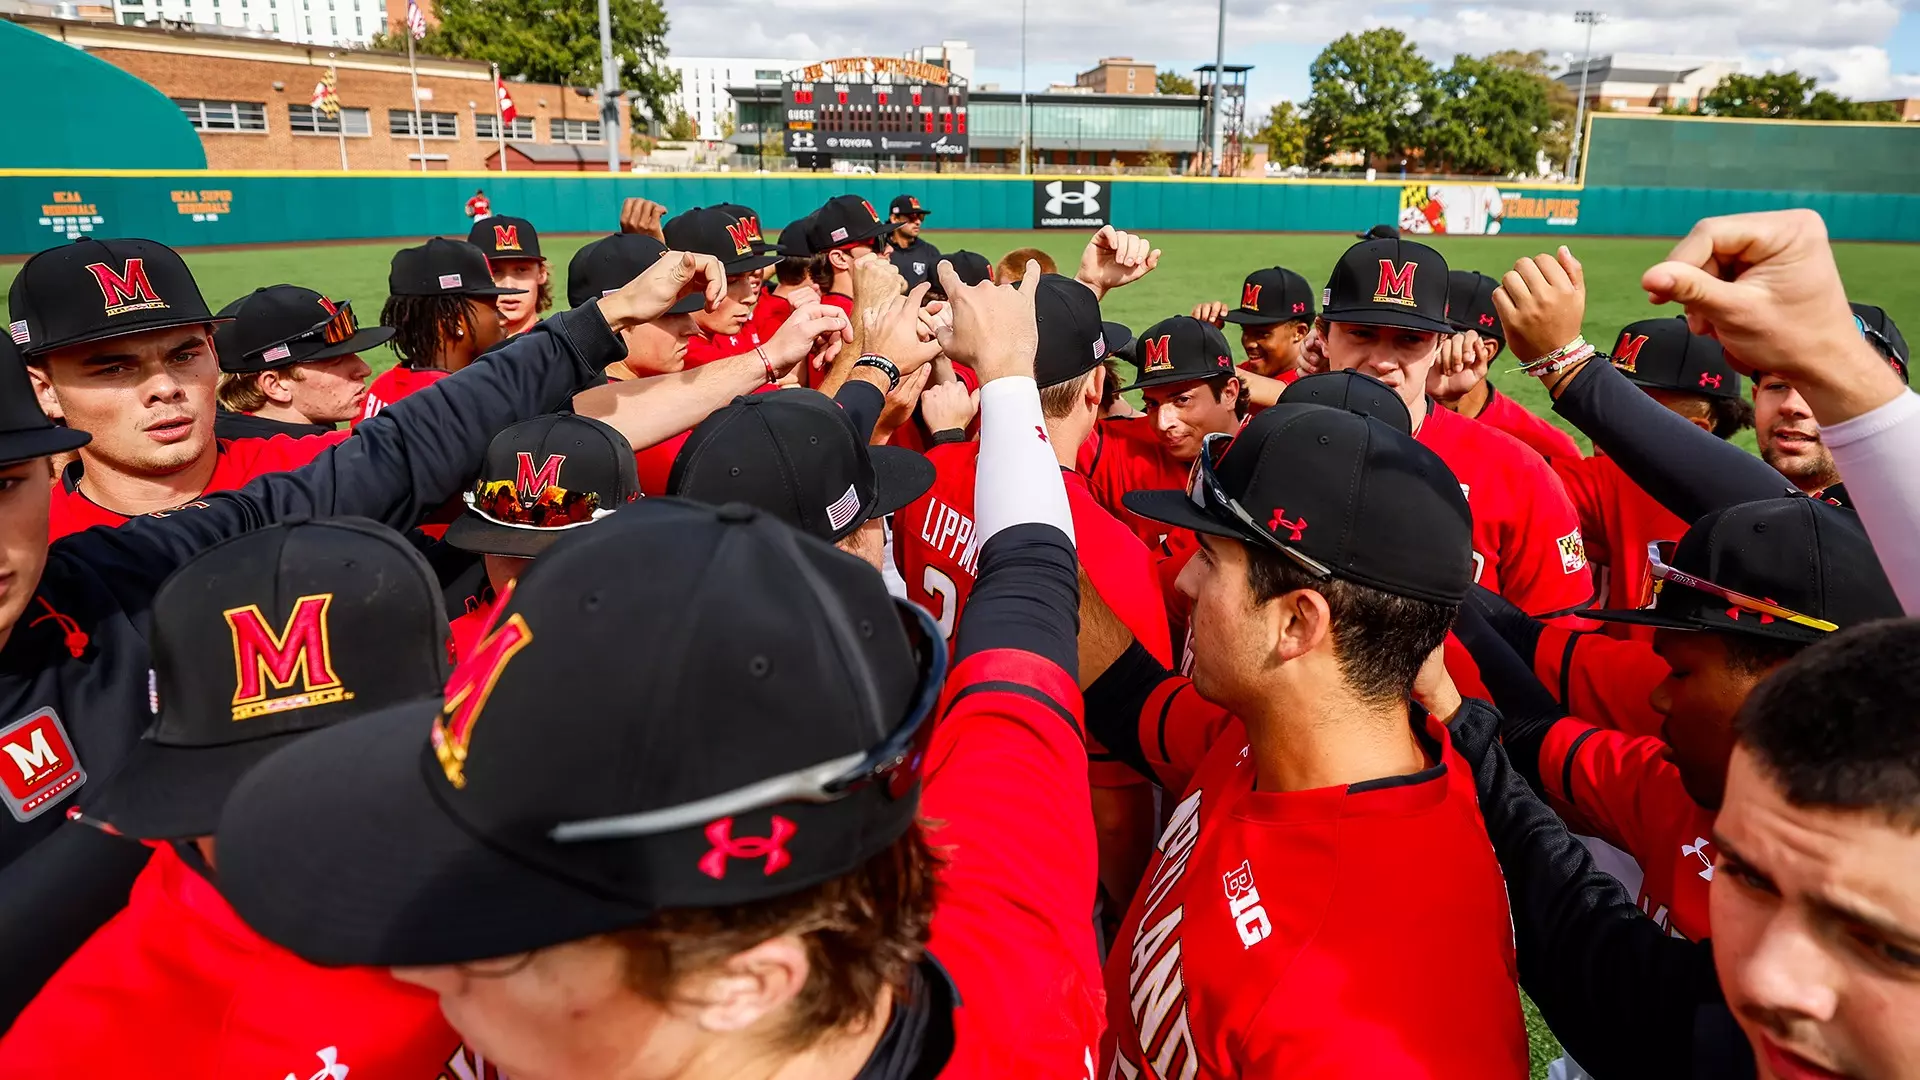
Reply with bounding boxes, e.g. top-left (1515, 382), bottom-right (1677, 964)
top-left (825, 484), bottom-right (862, 532)
top-left (405, 0), bottom-right (426, 40)
top-left (309, 66), bottom-right (340, 117)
